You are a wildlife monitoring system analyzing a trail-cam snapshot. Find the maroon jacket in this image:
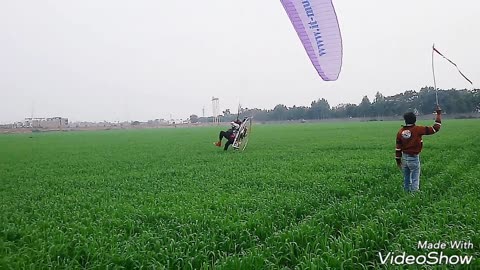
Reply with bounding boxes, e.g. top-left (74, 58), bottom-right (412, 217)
top-left (395, 113), bottom-right (442, 164)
